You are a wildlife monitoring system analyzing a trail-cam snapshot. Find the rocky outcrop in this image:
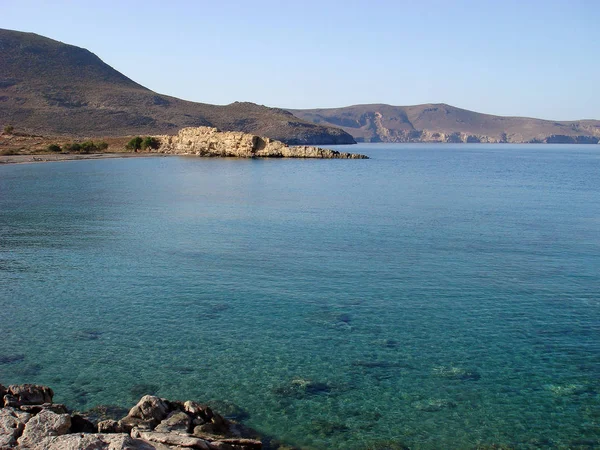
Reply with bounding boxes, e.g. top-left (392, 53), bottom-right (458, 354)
top-left (0, 384), bottom-right (263, 450)
top-left (3, 385), bottom-right (53, 407)
top-left (0, 408), bottom-right (29, 448)
top-left (17, 410), bottom-right (71, 447)
top-left (155, 127), bottom-right (368, 159)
